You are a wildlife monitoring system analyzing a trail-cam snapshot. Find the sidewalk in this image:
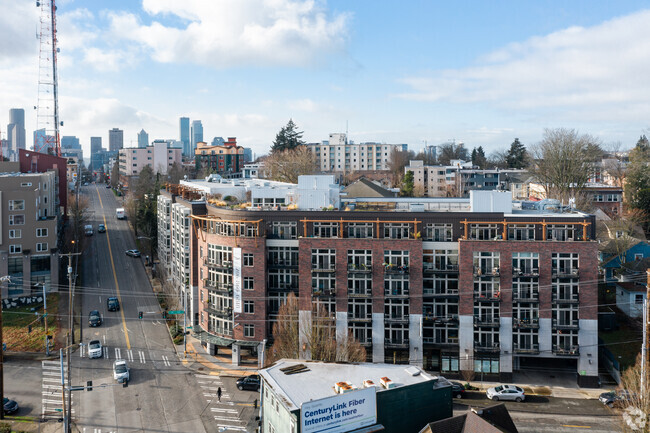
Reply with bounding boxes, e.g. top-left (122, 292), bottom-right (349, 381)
top-left (466, 379), bottom-right (604, 400)
top-left (172, 335), bottom-right (260, 377)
